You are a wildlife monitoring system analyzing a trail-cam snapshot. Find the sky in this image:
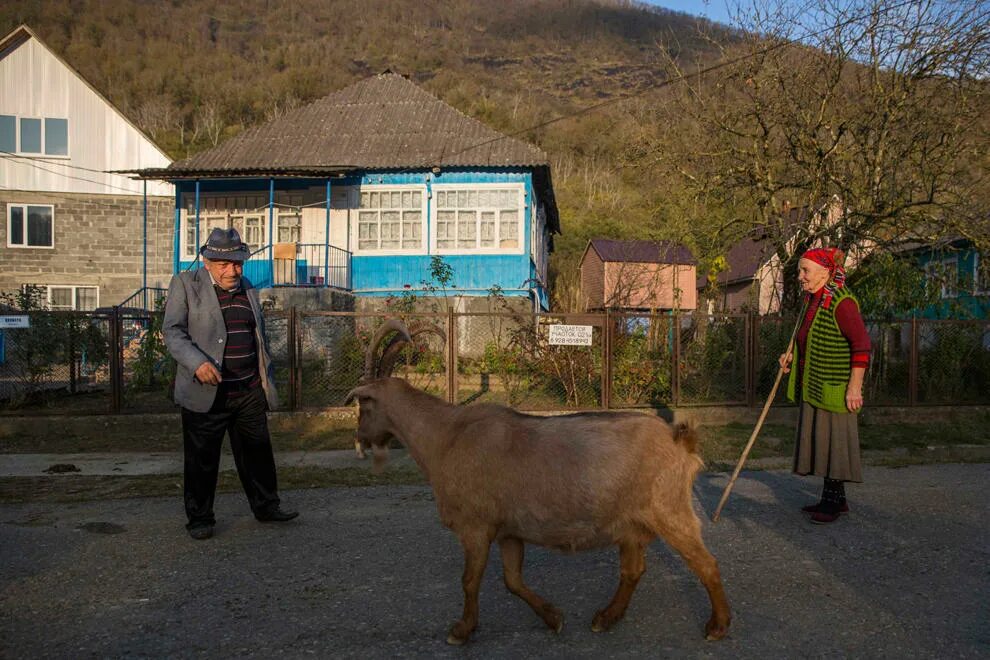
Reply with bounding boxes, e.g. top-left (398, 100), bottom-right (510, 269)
top-left (643, 0), bottom-right (738, 25)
